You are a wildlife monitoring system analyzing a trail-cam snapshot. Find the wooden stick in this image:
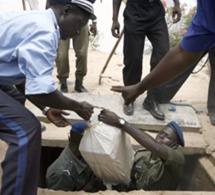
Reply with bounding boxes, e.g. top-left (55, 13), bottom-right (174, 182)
top-left (22, 0), bottom-right (26, 10)
top-left (98, 28), bottom-right (124, 85)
